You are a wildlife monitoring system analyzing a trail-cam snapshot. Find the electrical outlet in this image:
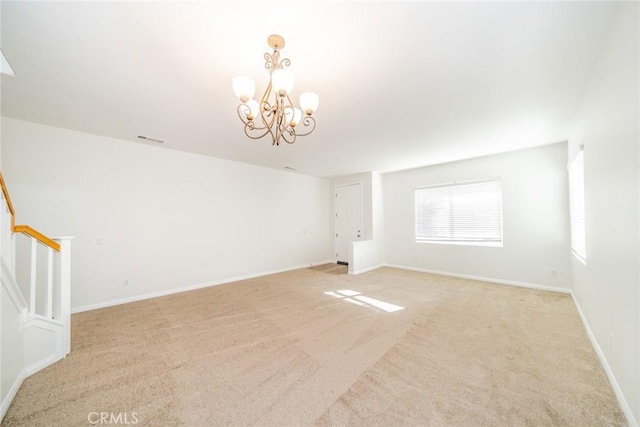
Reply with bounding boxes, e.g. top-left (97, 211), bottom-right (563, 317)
top-left (123, 279), bottom-right (130, 287)
top-left (551, 270), bottom-right (557, 278)
top-left (97, 237), bottom-right (104, 245)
